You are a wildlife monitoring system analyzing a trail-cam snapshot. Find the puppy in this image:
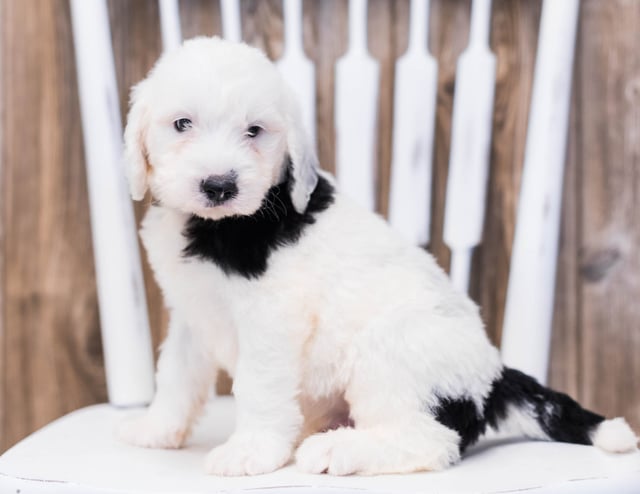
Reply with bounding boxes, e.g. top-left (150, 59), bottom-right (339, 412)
top-left (117, 37), bottom-right (637, 476)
